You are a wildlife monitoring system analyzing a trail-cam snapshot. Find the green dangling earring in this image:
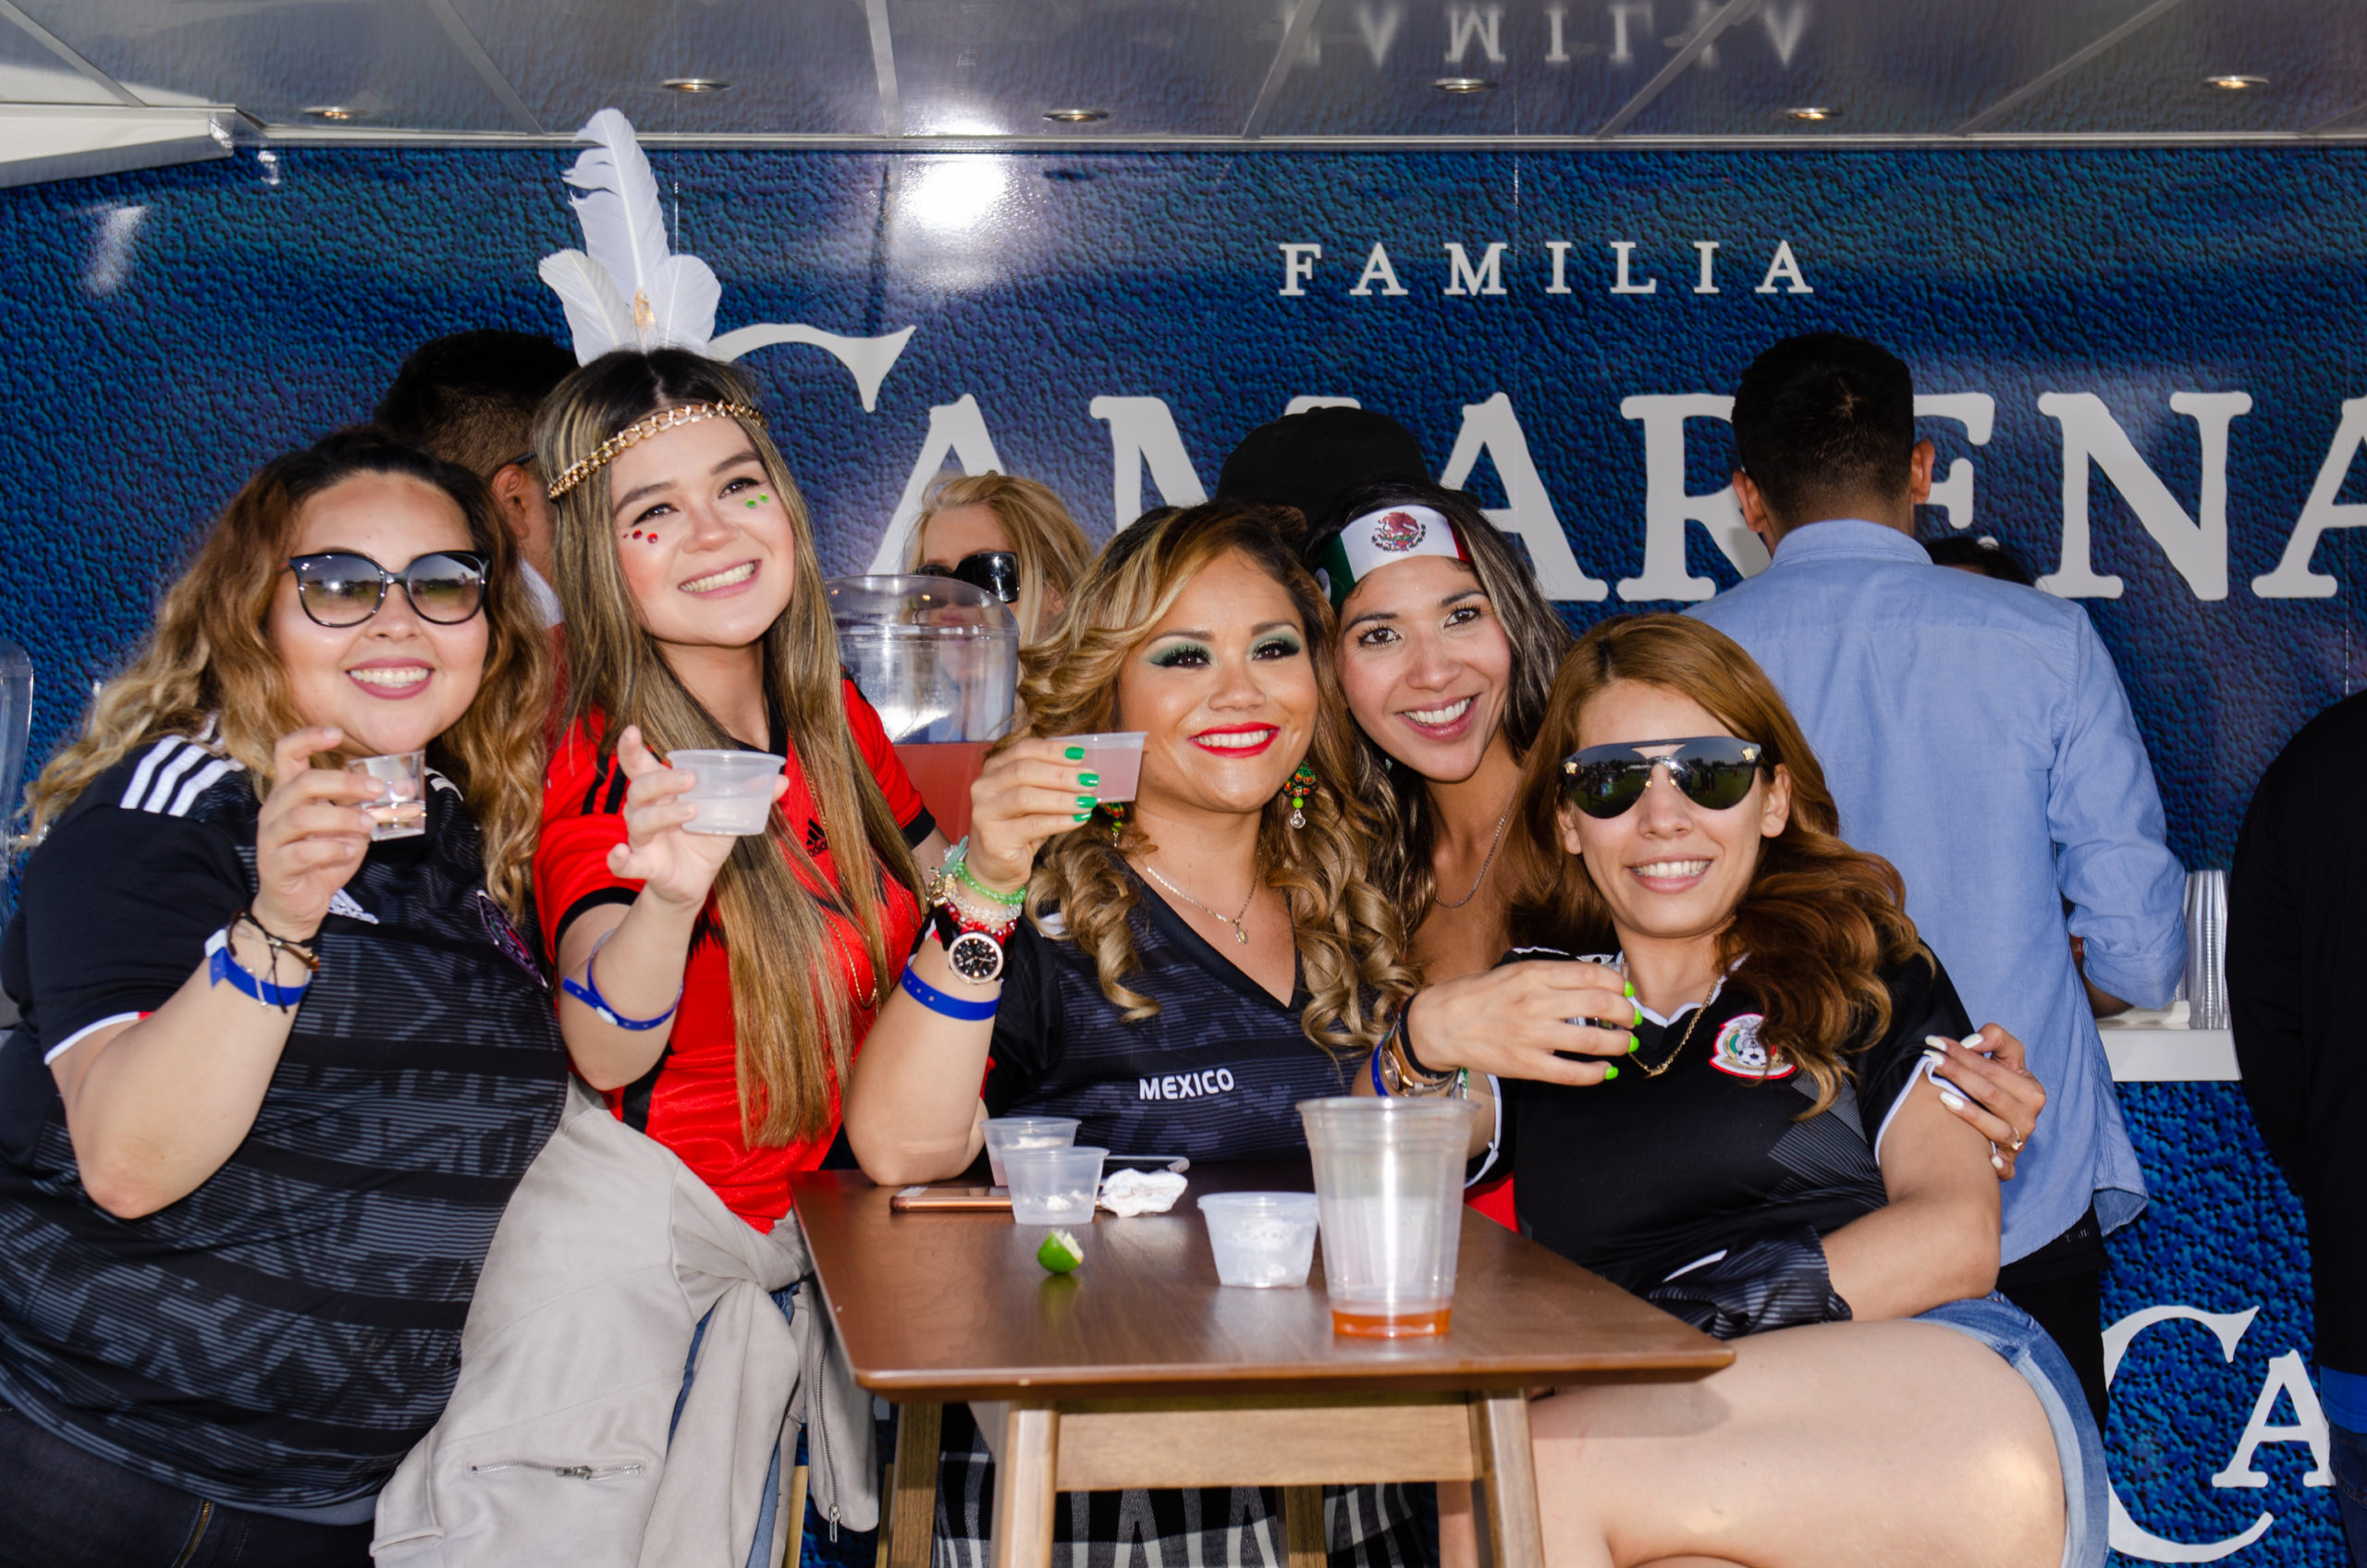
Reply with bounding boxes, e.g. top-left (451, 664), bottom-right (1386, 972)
top-left (1104, 800), bottom-right (1128, 840)
top-left (1285, 762), bottom-right (1318, 829)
